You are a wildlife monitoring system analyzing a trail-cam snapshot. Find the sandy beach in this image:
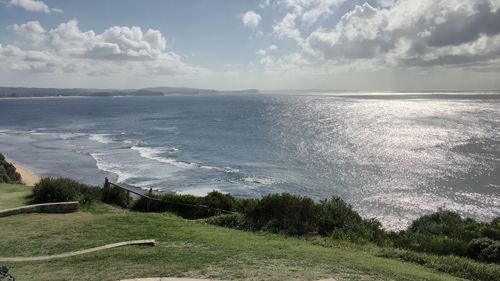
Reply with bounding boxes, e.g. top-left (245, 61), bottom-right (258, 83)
top-left (6, 158), bottom-right (41, 186)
